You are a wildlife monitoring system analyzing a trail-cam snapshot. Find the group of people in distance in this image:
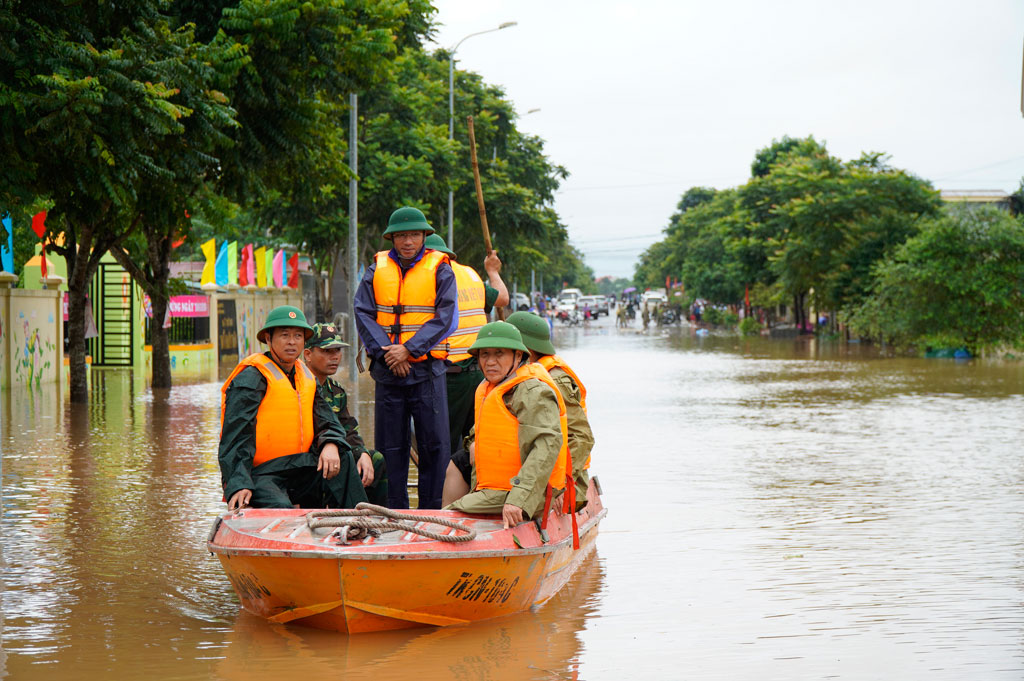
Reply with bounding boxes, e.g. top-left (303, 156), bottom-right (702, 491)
top-left (218, 206), bottom-right (594, 528)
